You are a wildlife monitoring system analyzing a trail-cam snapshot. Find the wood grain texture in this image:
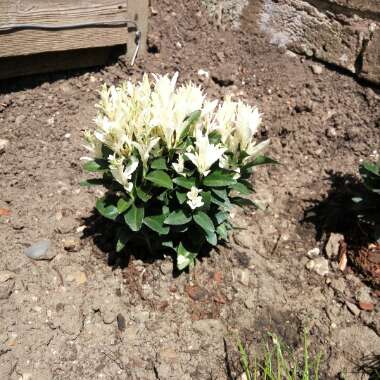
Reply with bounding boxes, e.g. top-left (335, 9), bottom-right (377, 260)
top-left (126, 0), bottom-right (149, 59)
top-left (0, 0), bottom-right (128, 57)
